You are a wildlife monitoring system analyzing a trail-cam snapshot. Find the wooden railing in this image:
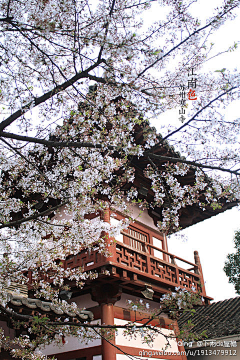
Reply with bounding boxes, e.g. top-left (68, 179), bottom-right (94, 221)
top-left (121, 230), bottom-right (198, 271)
top-left (64, 236), bottom-right (206, 295)
top-left (115, 241), bottom-right (204, 293)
